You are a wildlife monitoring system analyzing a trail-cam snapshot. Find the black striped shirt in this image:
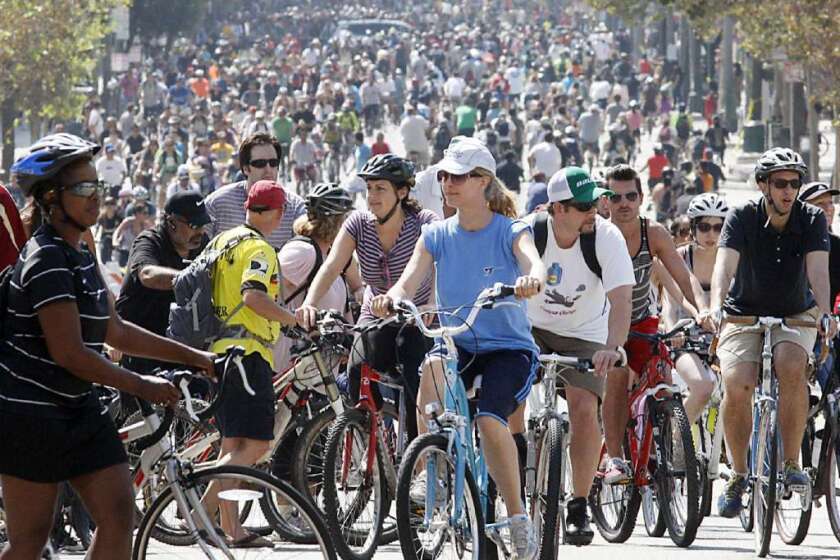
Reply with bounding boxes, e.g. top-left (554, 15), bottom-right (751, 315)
top-left (0, 225), bottom-right (109, 417)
